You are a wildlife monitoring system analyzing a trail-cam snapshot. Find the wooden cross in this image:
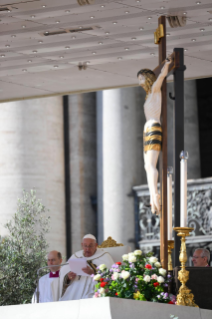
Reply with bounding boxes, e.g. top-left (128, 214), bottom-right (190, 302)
top-left (153, 16), bottom-right (185, 269)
